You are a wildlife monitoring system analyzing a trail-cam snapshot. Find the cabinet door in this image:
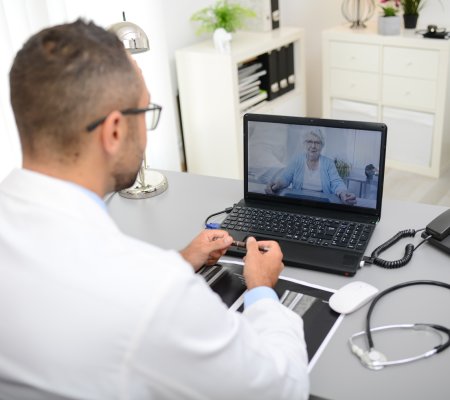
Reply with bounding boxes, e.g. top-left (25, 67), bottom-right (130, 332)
top-left (330, 69), bottom-right (379, 102)
top-left (331, 99), bottom-right (378, 122)
top-left (383, 75), bottom-right (436, 110)
top-left (383, 107), bottom-right (434, 167)
top-left (383, 47), bottom-right (439, 79)
top-left (330, 41), bottom-right (379, 72)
